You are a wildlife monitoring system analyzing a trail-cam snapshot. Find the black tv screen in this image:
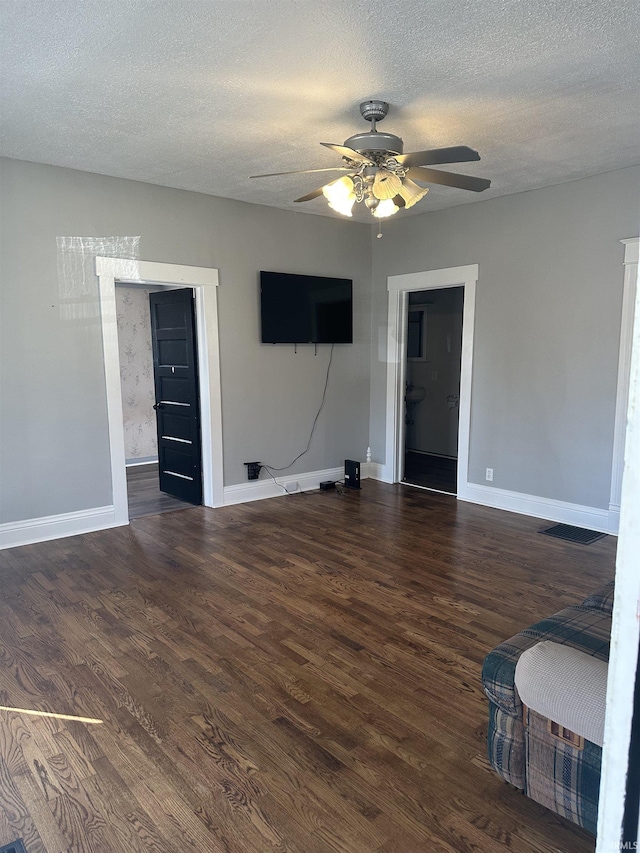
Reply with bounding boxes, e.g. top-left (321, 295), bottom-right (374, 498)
top-left (260, 271), bottom-right (353, 344)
